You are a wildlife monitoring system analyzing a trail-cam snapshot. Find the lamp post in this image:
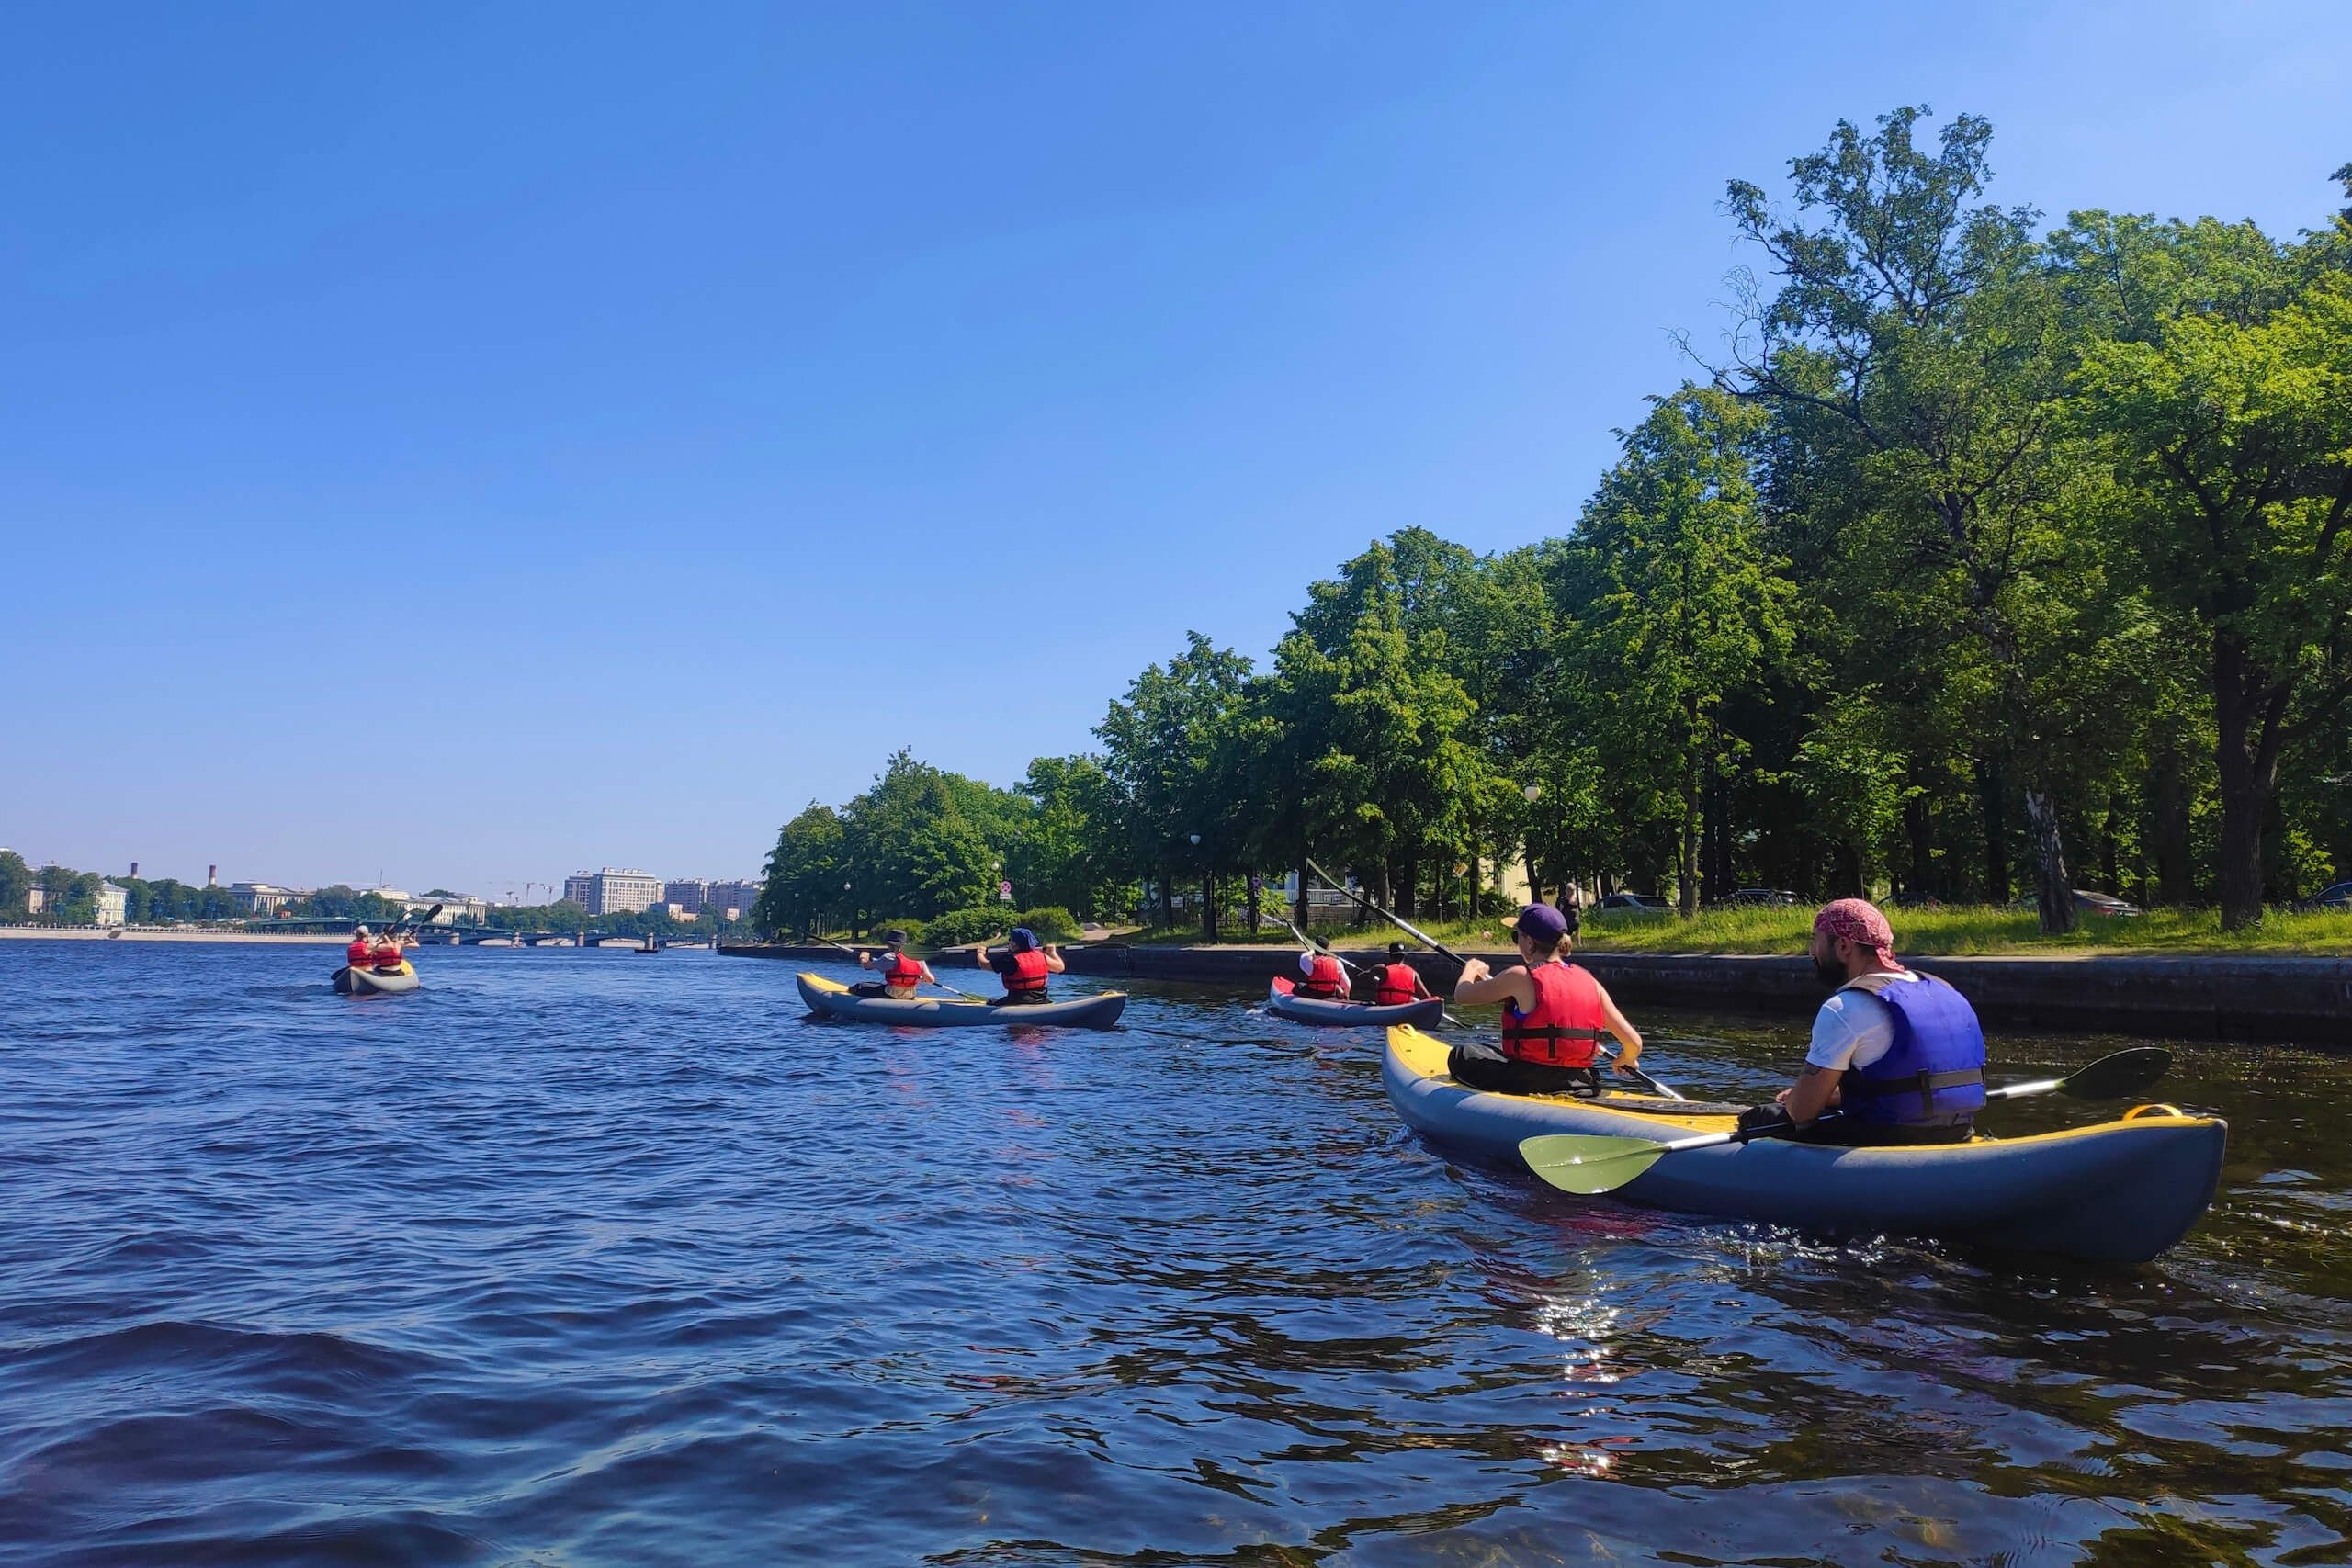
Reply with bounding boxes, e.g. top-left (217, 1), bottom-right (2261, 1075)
top-left (1189, 833), bottom-right (1212, 941)
top-left (1521, 782), bottom-right (1544, 907)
